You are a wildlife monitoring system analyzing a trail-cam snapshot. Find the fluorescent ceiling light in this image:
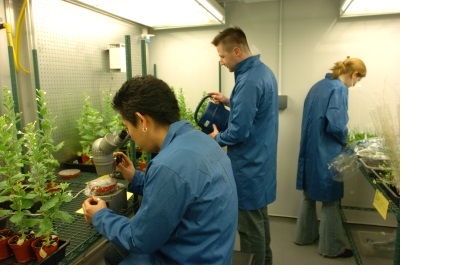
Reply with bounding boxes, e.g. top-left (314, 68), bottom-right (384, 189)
top-left (68, 0), bottom-right (225, 29)
top-left (340, 0), bottom-right (400, 18)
